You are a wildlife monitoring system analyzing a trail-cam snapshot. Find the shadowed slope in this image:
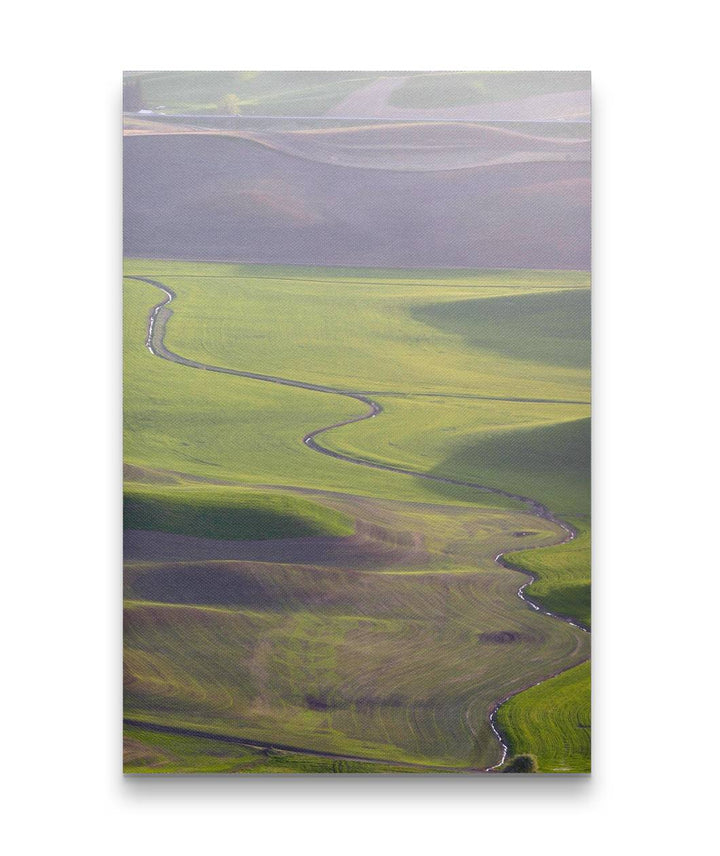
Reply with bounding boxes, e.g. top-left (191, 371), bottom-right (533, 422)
top-left (124, 485), bottom-right (353, 541)
top-left (124, 134), bottom-right (590, 269)
top-left (411, 289), bottom-right (591, 369)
